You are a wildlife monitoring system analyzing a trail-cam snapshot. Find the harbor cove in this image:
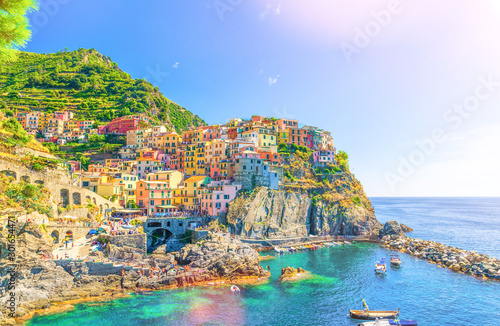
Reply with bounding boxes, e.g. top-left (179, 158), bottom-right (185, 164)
top-left (26, 198), bottom-right (500, 325)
